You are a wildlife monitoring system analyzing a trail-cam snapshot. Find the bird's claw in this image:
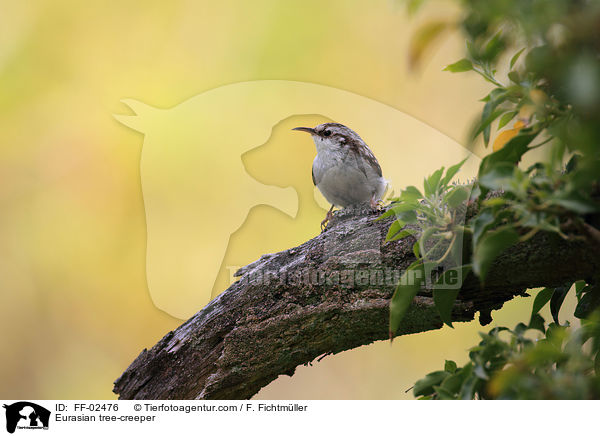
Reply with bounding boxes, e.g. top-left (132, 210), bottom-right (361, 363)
top-left (370, 198), bottom-right (384, 212)
top-left (320, 208), bottom-right (335, 232)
